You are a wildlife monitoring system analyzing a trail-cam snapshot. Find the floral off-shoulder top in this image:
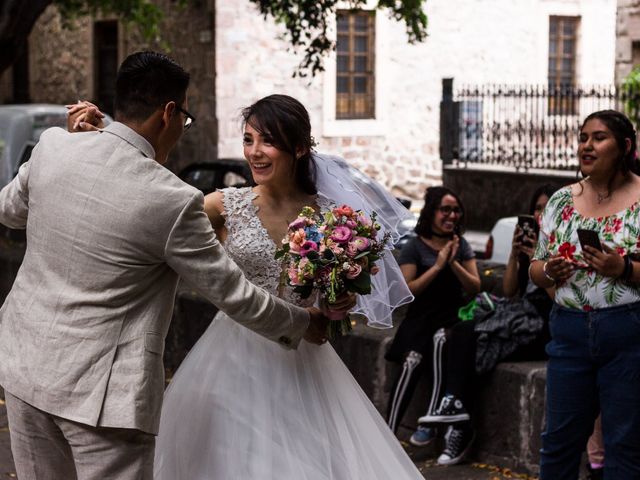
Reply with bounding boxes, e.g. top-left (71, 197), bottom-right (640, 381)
top-left (533, 186), bottom-right (640, 311)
